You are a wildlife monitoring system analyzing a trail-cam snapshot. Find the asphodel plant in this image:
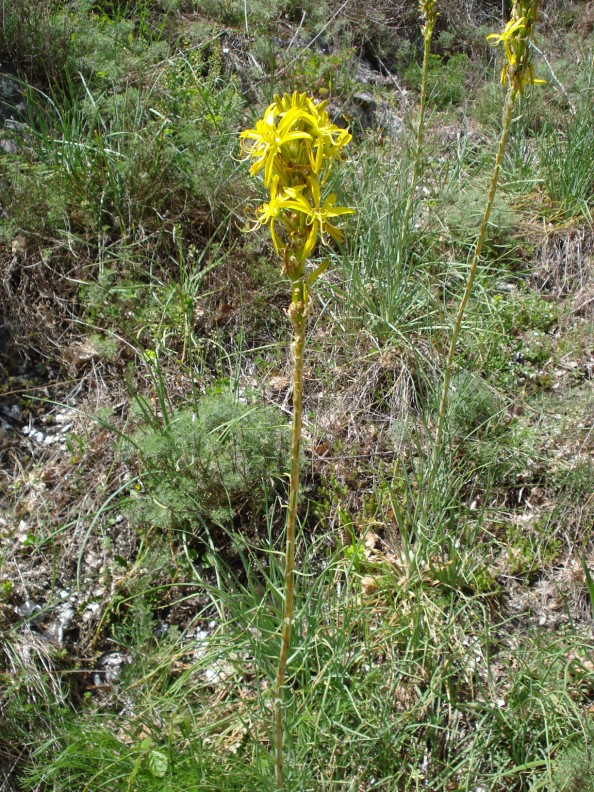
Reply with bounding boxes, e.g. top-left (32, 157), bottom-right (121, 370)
top-left (400, 0), bottom-right (439, 266)
top-left (421, 0), bottom-right (544, 522)
top-left (239, 92), bottom-right (353, 790)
